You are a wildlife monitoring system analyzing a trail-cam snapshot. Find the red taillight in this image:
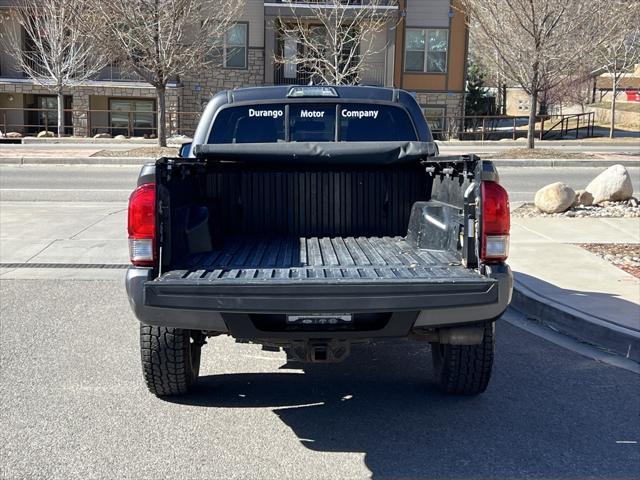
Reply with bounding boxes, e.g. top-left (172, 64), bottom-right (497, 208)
top-left (481, 181), bottom-right (510, 262)
top-left (128, 183), bottom-right (156, 266)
